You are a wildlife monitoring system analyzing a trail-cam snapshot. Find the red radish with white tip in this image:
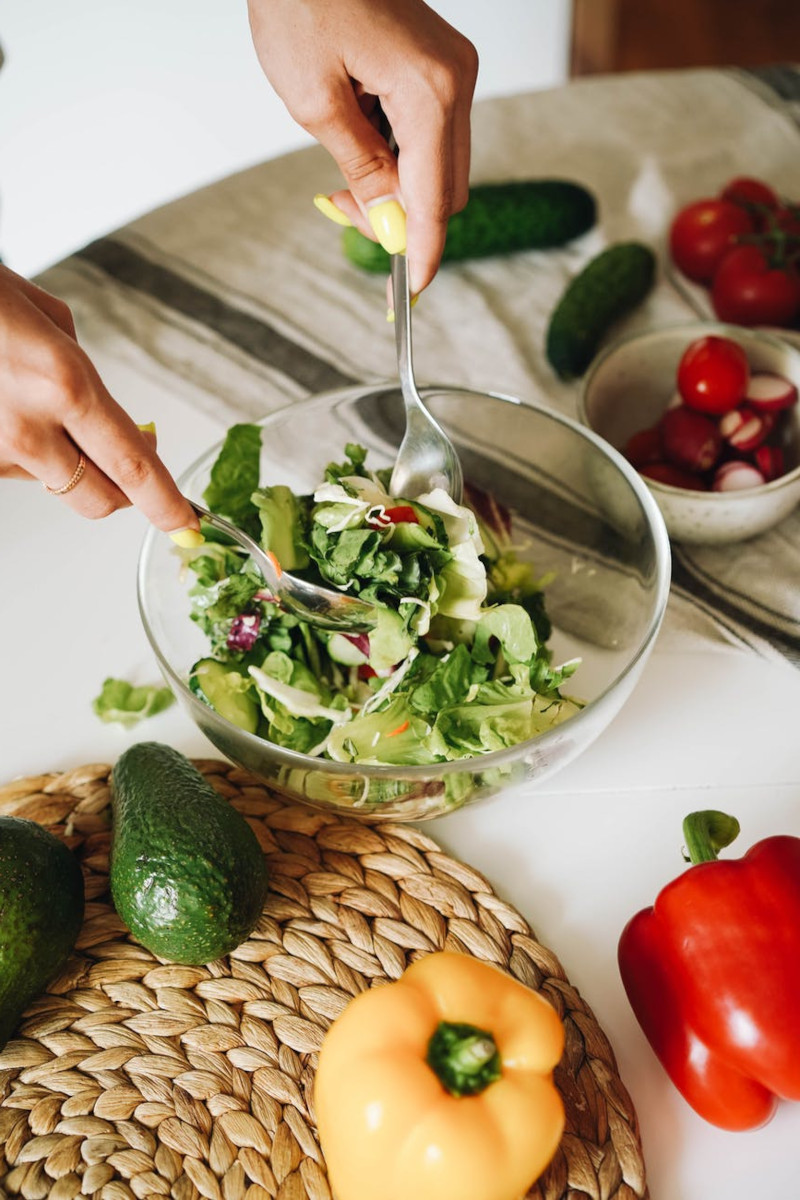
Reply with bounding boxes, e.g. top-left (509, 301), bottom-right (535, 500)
top-left (718, 406), bottom-right (774, 452)
top-left (713, 461), bottom-right (767, 491)
top-left (744, 372), bottom-right (798, 413)
top-left (659, 407), bottom-right (722, 472)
